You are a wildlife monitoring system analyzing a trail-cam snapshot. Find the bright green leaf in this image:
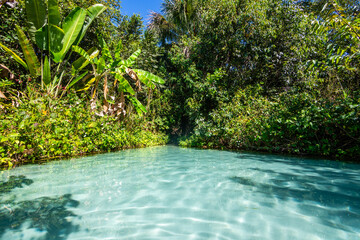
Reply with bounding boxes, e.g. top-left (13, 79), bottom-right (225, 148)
top-left (0, 42), bottom-right (28, 70)
top-left (68, 71), bottom-right (89, 89)
top-left (71, 47), bottom-right (99, 75)
top-left (15, 25), bottom-right (40, 78)
top-left (43, 55), bottom-right (51, 85)
top-left (73, 4), bottom-right (107, 46)
top-left (53, 7), bottom-right (86, 63)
